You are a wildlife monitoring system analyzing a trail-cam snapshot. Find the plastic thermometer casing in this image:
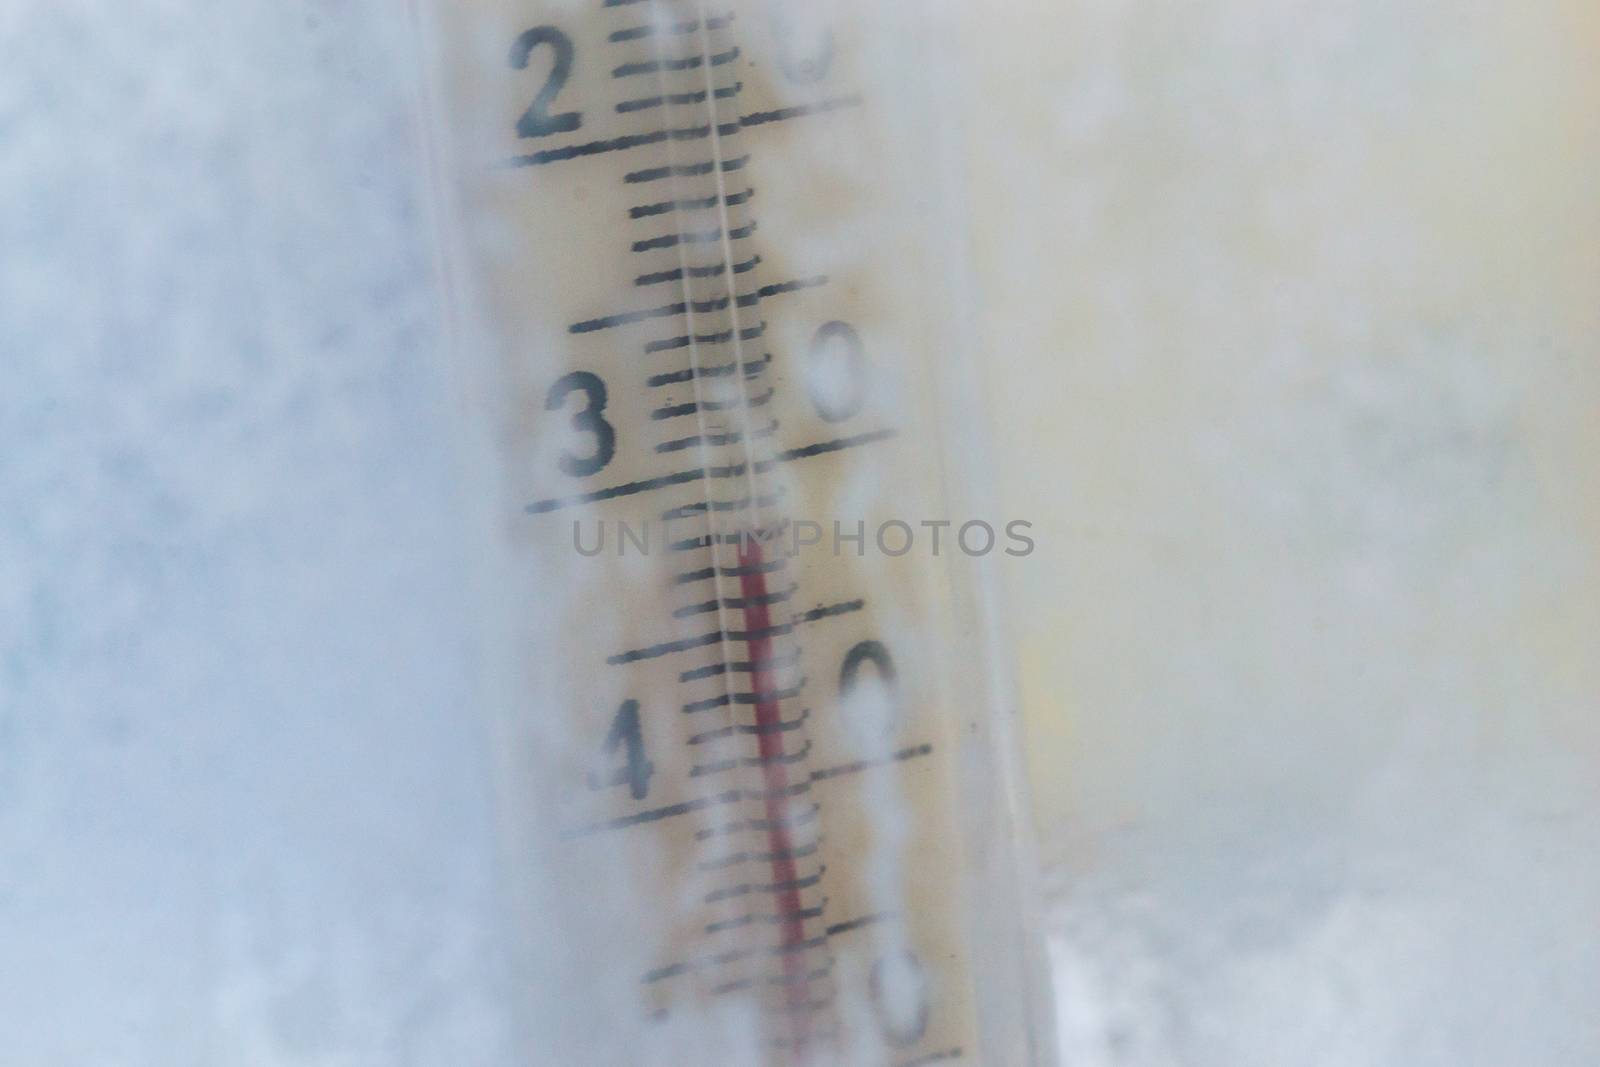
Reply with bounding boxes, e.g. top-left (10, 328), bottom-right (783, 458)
top-left (410, 0), bottom-right (1054, 1061)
